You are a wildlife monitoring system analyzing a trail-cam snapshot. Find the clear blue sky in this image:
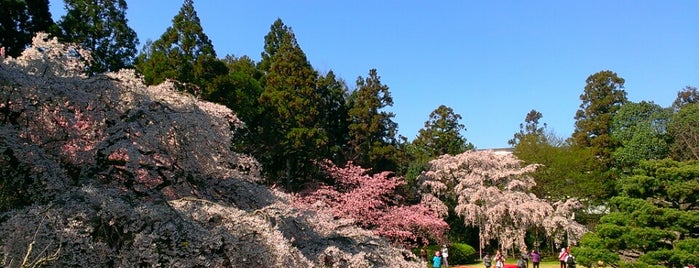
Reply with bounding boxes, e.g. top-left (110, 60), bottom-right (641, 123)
top-left (49, 1), bottom-right (698, 149)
